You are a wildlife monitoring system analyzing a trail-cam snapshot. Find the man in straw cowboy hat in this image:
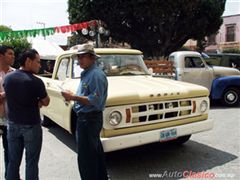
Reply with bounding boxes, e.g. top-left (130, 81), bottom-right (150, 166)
top-left (61, 43), bottom-right (109, 180)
